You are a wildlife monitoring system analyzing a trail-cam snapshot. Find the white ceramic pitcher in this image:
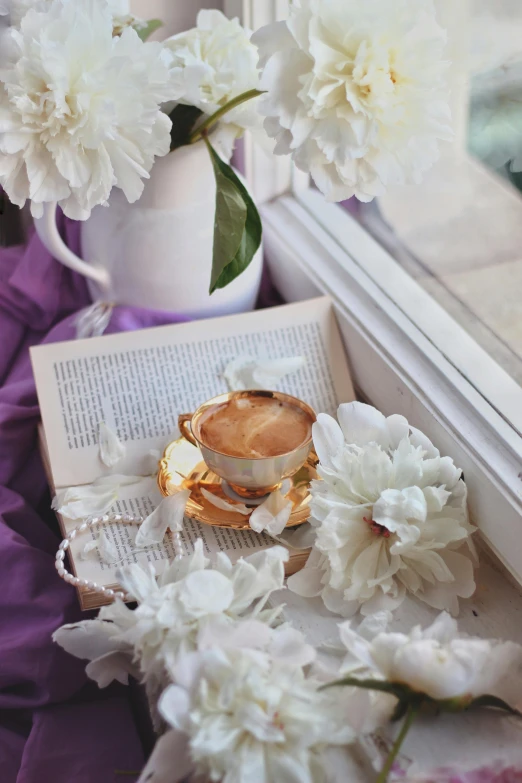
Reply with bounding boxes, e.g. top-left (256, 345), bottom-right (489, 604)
top-left (33, 141), bottom-right (263, 319)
